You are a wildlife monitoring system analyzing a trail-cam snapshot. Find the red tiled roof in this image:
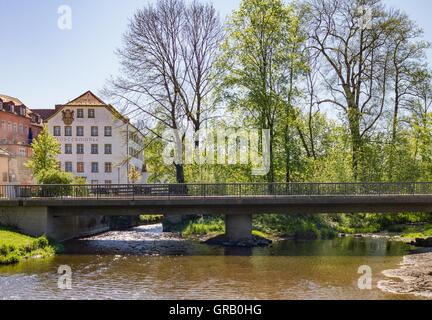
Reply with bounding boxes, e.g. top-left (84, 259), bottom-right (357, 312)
top-left (31, 109), bottom-right (56, 120)
top-left (0, 94), bottom-right (24, 106)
